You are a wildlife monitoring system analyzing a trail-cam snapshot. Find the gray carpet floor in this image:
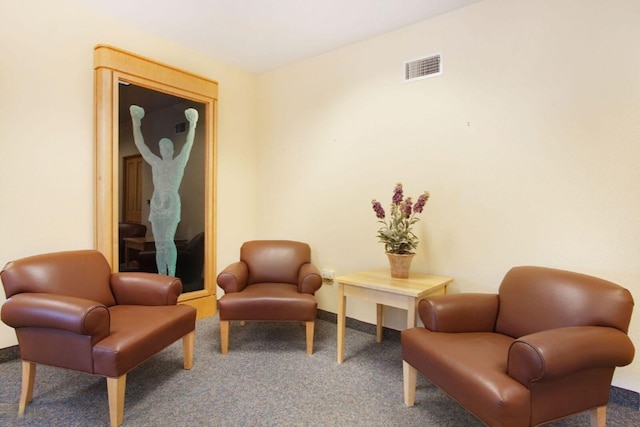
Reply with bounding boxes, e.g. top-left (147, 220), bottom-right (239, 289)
top-left (1, 315), bottom-right (639, 426)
